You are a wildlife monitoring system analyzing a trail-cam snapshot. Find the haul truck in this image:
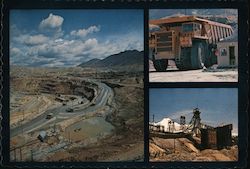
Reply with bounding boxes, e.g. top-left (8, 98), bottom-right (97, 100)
top-left (149, 16), bottom-right (234, 71)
